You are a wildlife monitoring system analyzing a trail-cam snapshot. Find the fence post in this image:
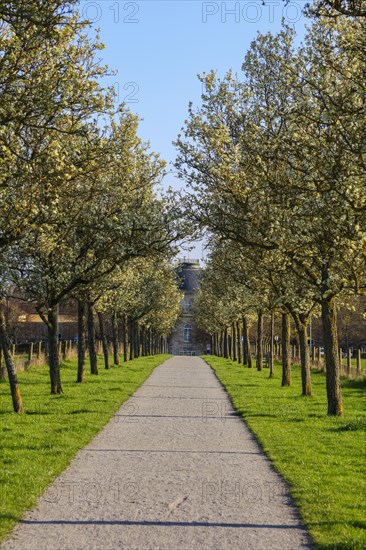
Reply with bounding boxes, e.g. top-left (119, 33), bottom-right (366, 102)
top-left (356, 349), bottom-right (362, 376)
top-left (28, 342), bottom-right (34, 364)
top-left (347, 349), bottom-right (352, 376)
top-left (37, 341), bottom-right (42, 358)
top-left (11, 343), bottom-right (16, 360)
